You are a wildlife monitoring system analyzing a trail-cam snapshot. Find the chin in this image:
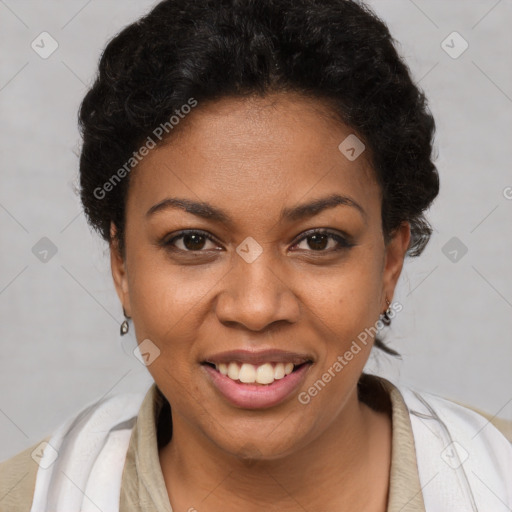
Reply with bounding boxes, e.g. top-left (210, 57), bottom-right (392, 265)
top-left (206, 416), bottom-right (311, 463)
